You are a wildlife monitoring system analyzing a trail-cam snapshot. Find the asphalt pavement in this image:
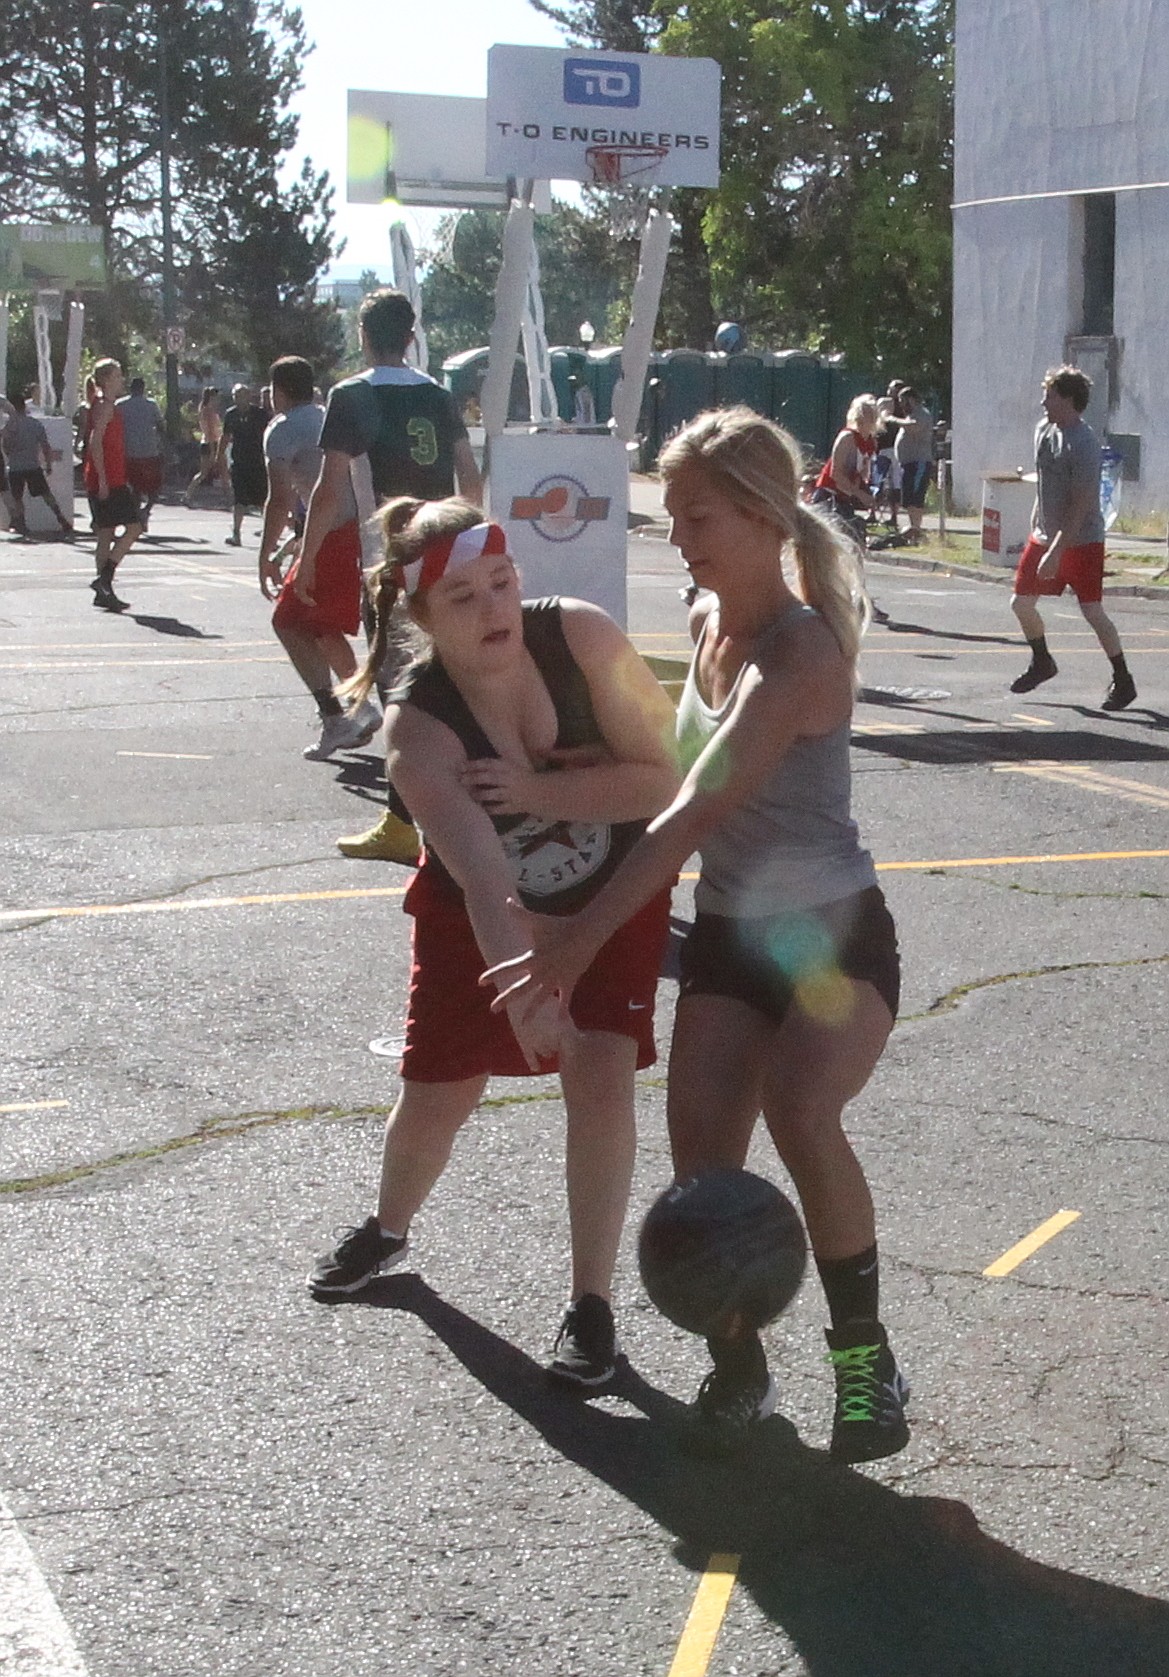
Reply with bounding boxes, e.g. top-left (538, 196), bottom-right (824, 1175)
top-left (1, 497), bottom-right (1168, 1677)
